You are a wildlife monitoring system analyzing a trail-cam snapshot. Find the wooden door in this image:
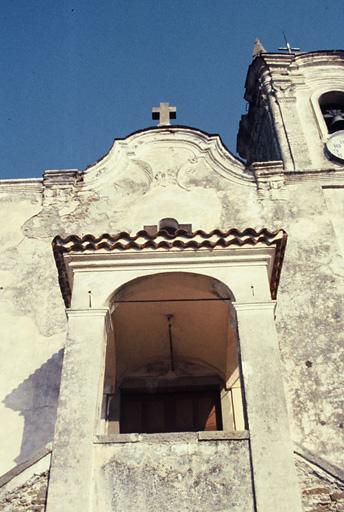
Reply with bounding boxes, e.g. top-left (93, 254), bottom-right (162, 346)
top-left (120, 388), bottom-right (222, 434)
